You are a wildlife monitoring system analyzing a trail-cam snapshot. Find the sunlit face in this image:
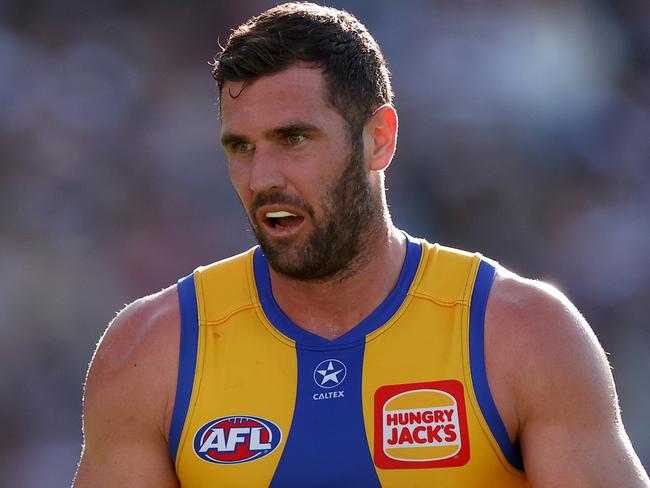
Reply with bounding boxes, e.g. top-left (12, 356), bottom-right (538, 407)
top-left (220, 66), bottom-right (381, 280)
